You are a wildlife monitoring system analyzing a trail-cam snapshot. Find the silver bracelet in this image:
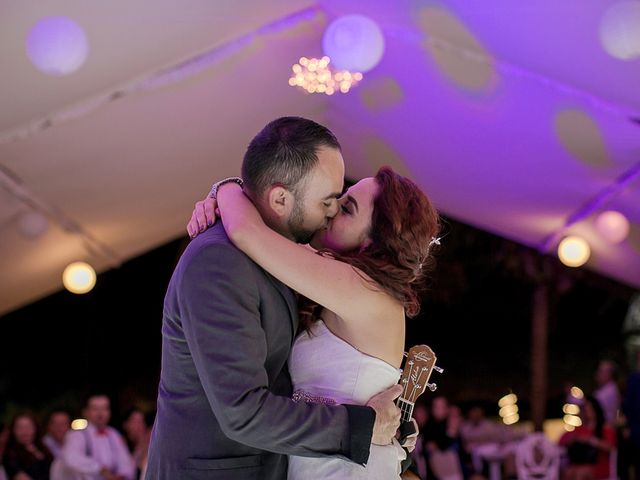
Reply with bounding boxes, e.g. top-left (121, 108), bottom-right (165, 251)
top-left (209, 177), bottom-right (243, 200)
